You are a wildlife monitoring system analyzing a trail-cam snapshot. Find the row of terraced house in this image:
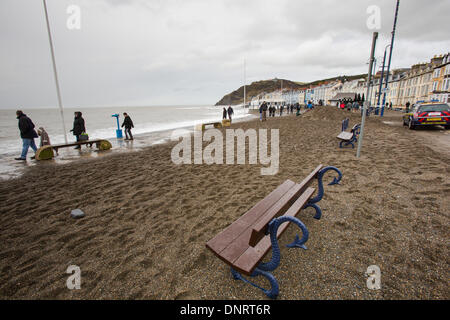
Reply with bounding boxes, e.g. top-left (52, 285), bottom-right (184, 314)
top-left (249, 53), bottom-right (450, 109)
